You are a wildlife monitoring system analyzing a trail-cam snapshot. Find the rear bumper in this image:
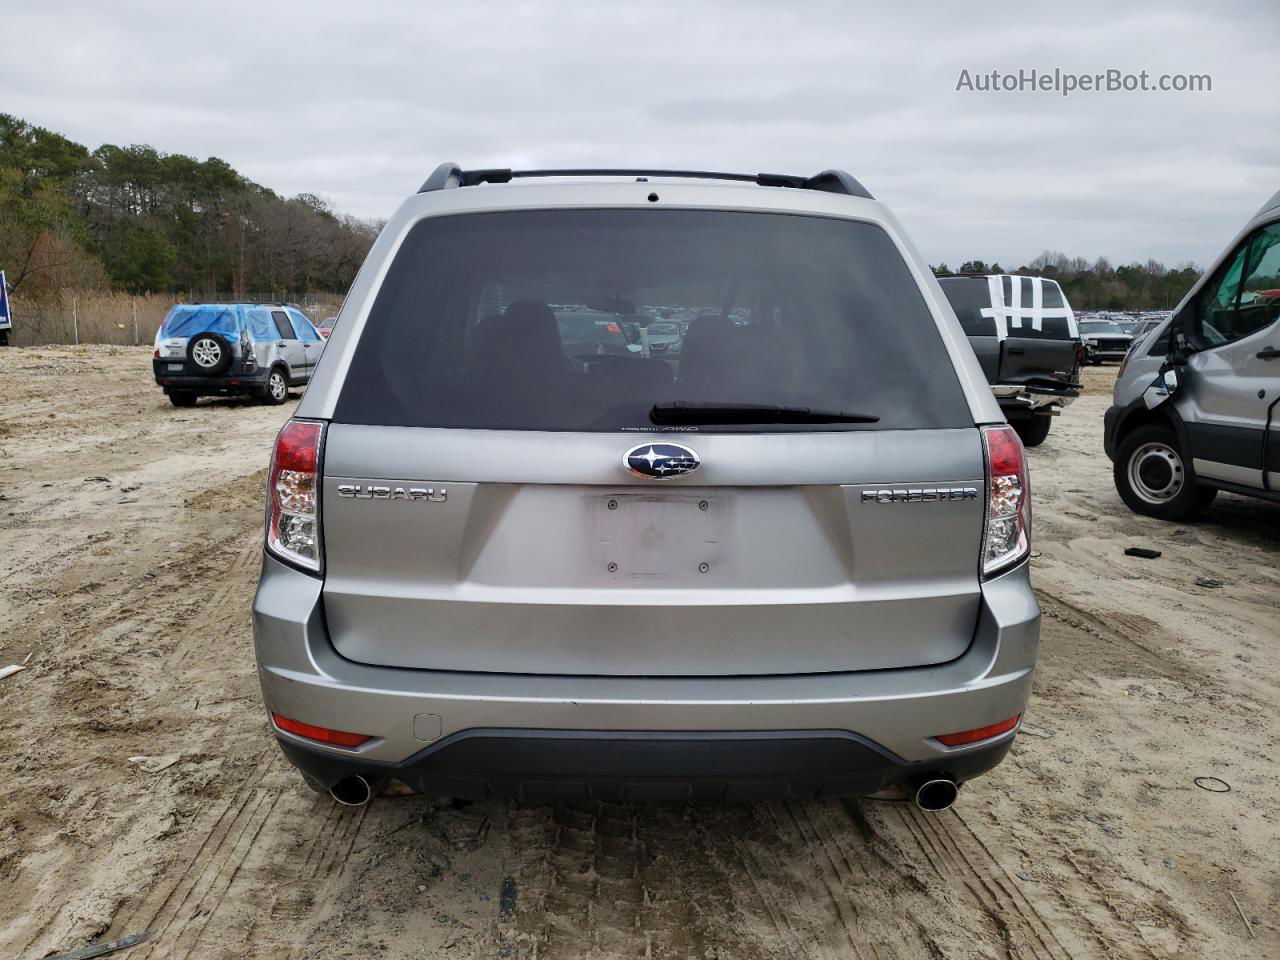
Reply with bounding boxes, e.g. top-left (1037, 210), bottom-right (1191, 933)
top-left (278, 727), bottom-right (1014, 802)
top-left (253, 554), bottom-right (1039, 798)
top-left (152, 358), bottom-right (268, 394)
top-left (992, 383), bottom-right (1079, 414)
